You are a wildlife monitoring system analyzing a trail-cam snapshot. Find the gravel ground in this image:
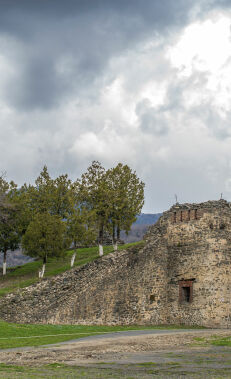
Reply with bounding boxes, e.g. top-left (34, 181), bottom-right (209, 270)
top-left (0, 329), bottom-right (230, 378)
